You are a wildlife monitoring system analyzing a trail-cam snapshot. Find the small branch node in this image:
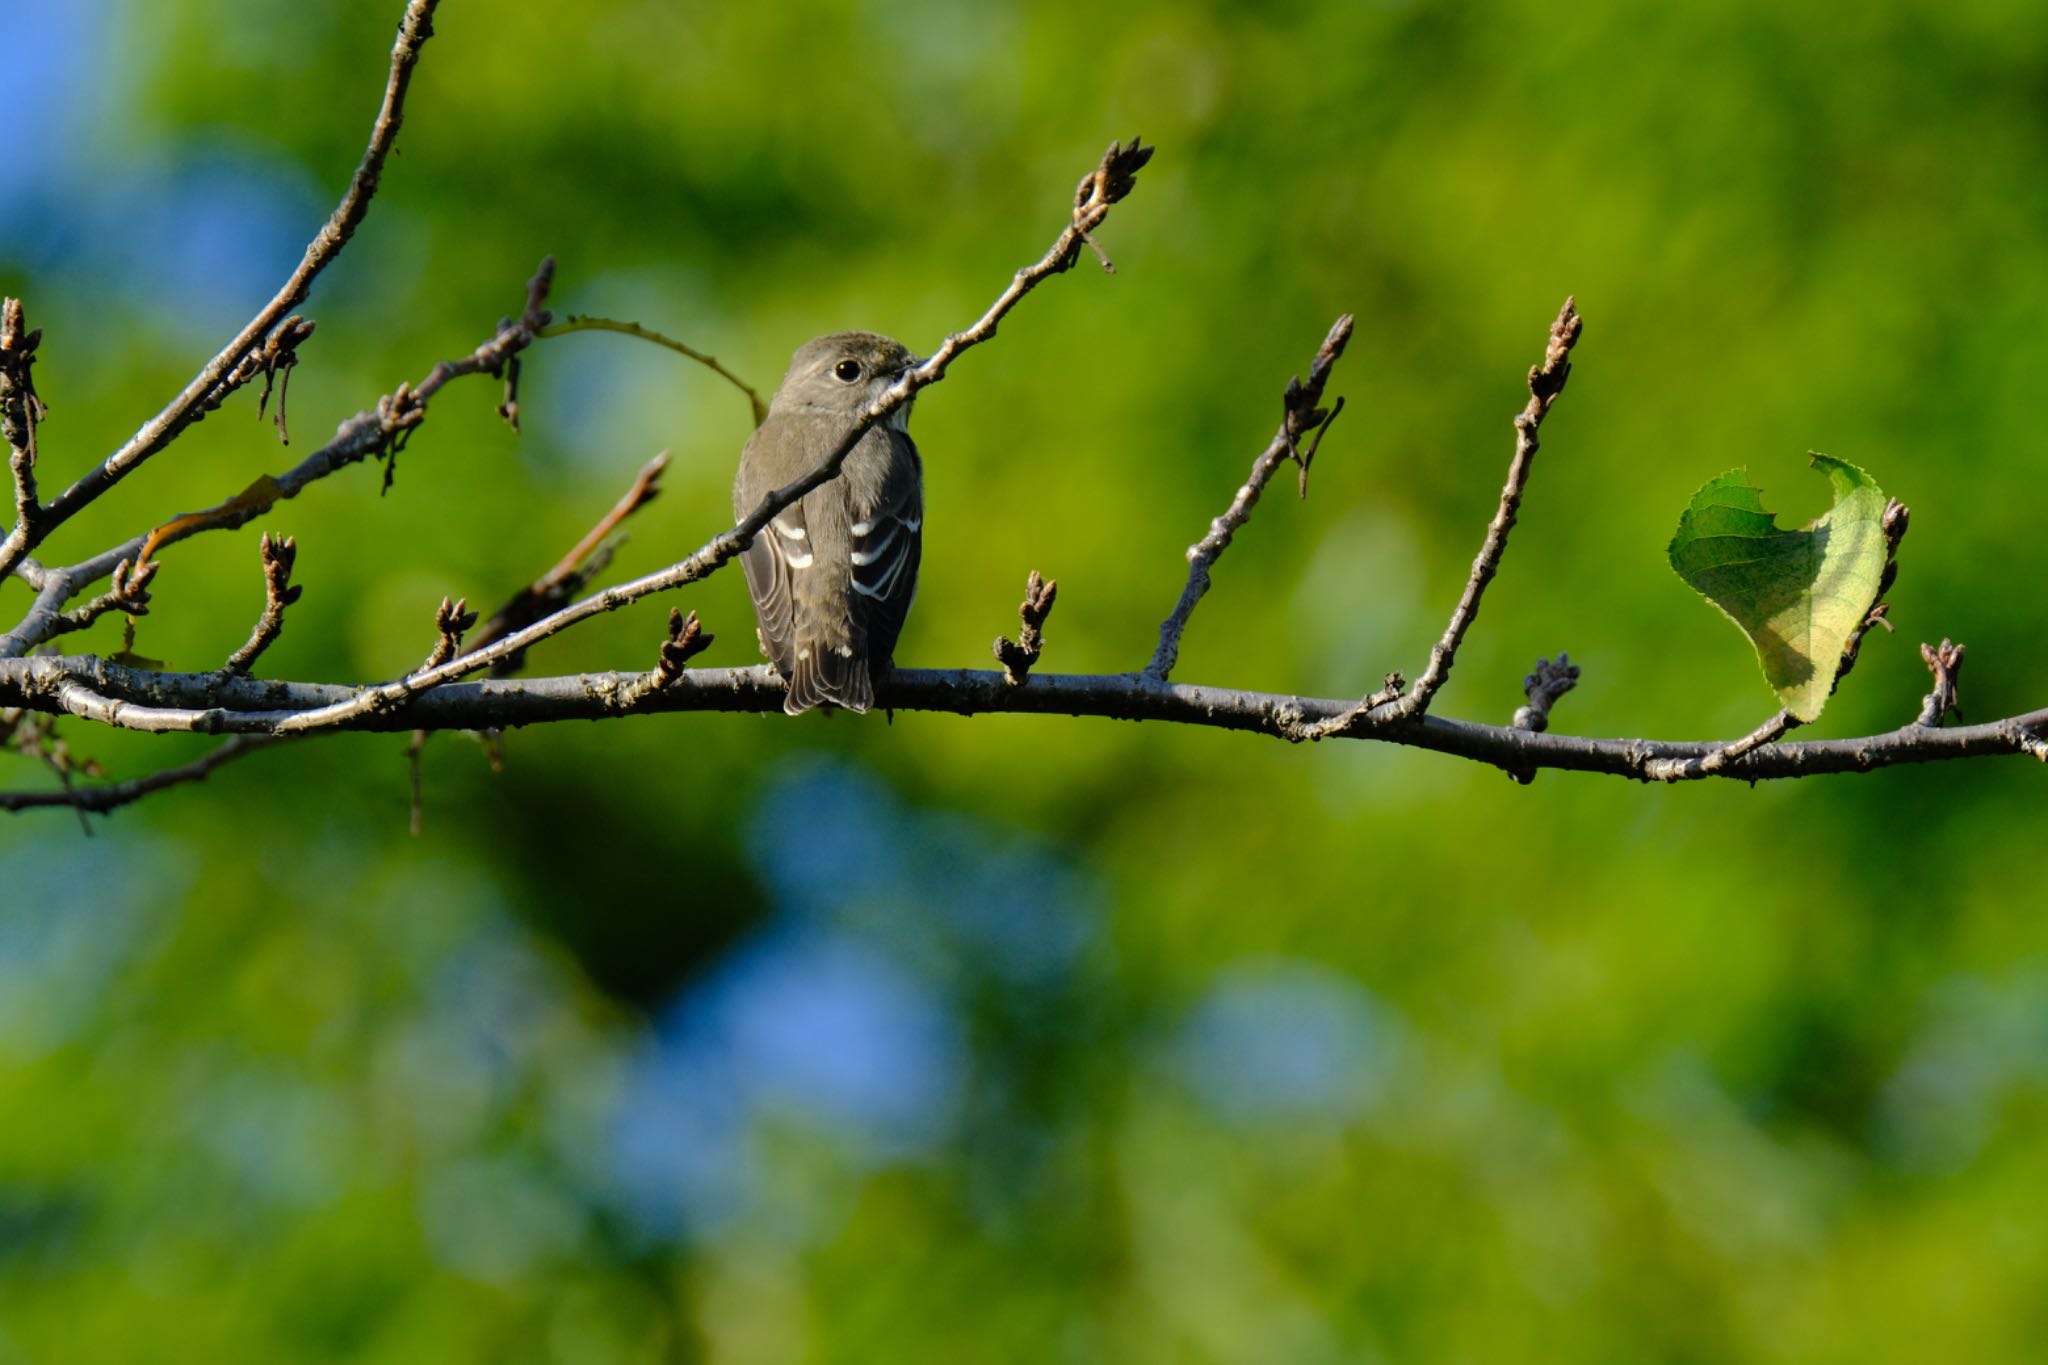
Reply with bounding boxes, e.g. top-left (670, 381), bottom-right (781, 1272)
top-left (653, 609), bottom-right (713, 687)
top-left (995, 571), bottom-right (1058, 685)
top-left (423, 596), bottom-right (478, 671)
top-left (1275, 672), bottom-right (1405, 743)
top-left (1642, 708), bottom-right (1798, 783)
top-left (238, 314), bottom-right (317, 445)
top-left (222, 533), bottom-right (303, 676)
top-left (1914, 638), bottom-right (1966, 727)
top-left (1512, 652), bottom-right (1580, 734)
top-left (1506, 652), bottom-right (1581, 785)
top-left (2007, 720), bottom-right (2048, 764)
